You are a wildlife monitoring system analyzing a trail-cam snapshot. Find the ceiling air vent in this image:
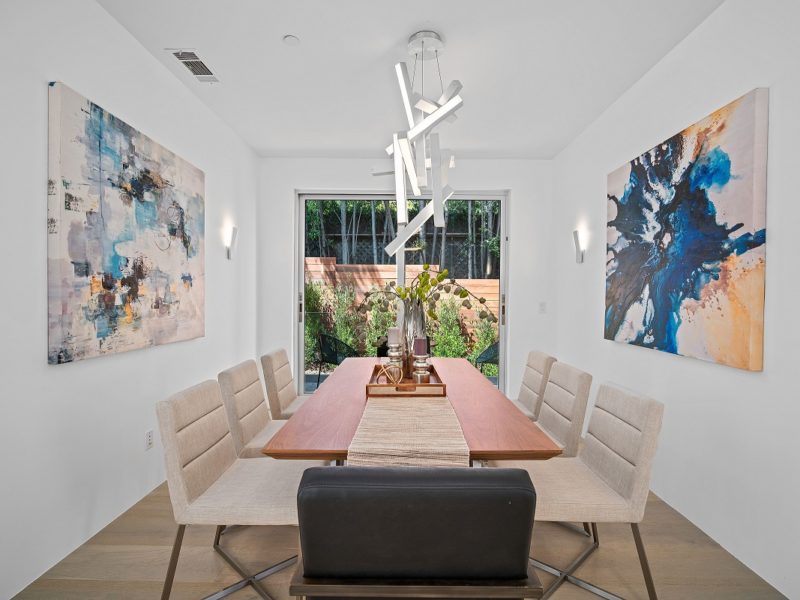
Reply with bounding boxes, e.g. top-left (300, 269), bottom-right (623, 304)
top-left (169, 49), bottom-right (219, 83)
